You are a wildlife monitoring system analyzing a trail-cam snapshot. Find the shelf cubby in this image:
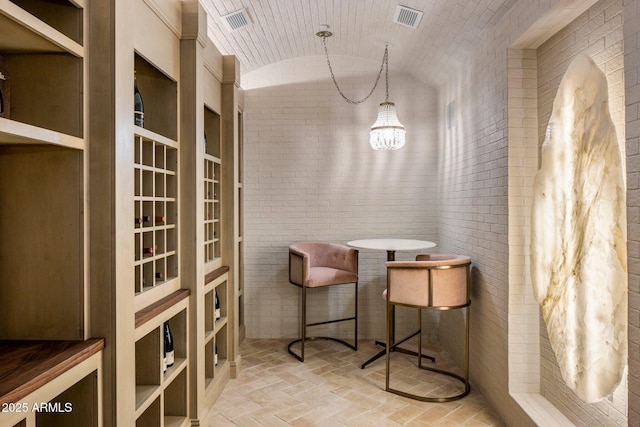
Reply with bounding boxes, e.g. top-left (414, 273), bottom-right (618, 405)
top-left (203, 107), bottom-right (220, 158)
top-left (204, 339), bottom-right (215, 390)
top-left (135, 329), bottom-right (161, 412)
top-left (214, 325), bottom-right (228, 371)
top-left (7, 0), bottom-right (83, 45)
top-left (0, 145), bottom-right (84, 340)
top-left (163, 368), bottom-right (187, 427)
top-left (0, 53), bottom-right (83, 138)
top-left (134, 53), bottom-right (177, 141)
top-left (136, 396), bottom-right (160, 427)
top-left (35, 370), bottom-right (98, 427)
top-left (0, 0), bottom-right (84, 145)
